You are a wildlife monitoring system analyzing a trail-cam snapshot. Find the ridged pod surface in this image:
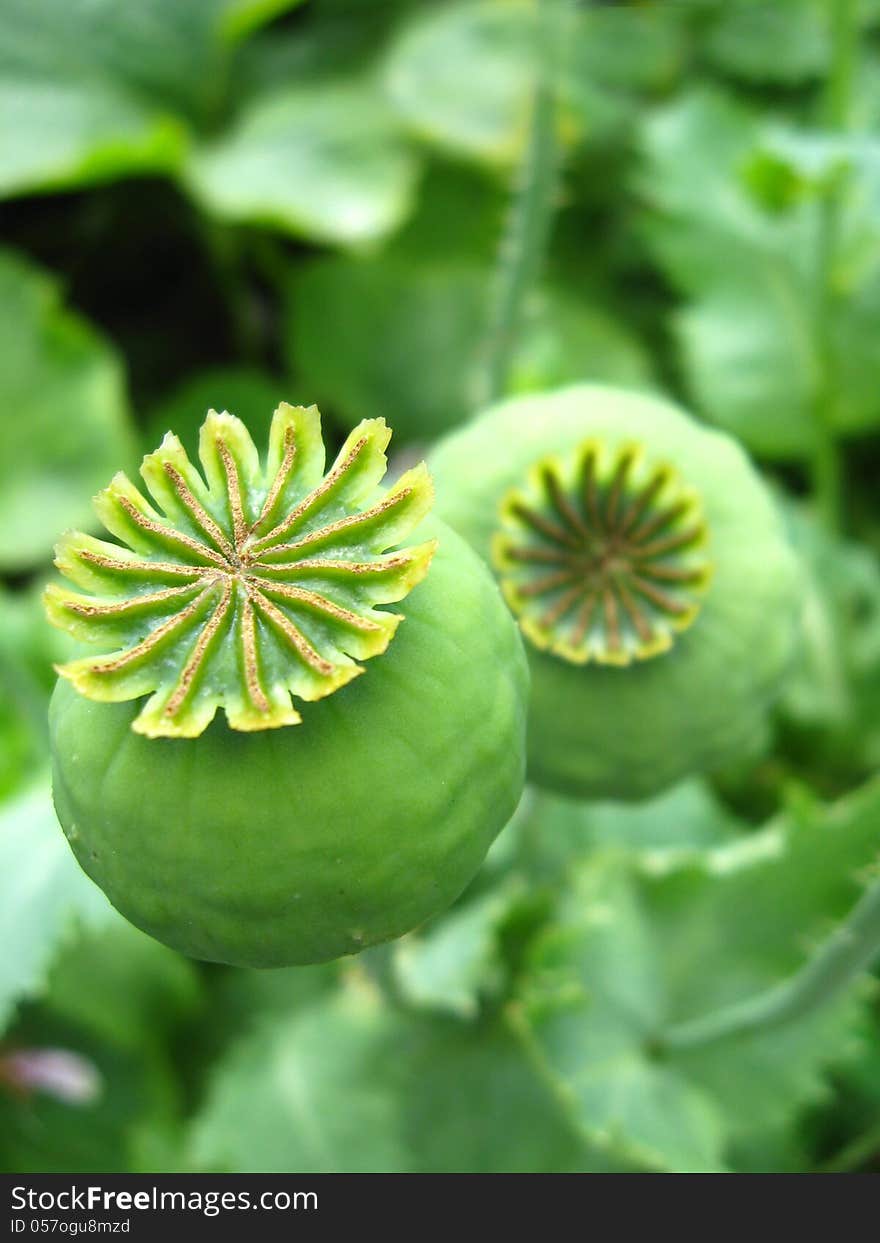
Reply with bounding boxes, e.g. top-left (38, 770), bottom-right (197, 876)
top-left (430, 385), bottom-right (801, 800)
top-left (47, 406), bottom-right (528, 965)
